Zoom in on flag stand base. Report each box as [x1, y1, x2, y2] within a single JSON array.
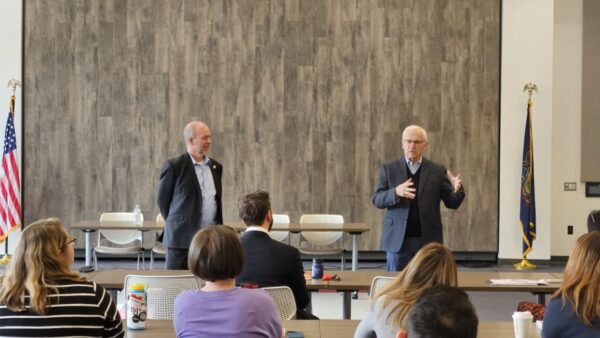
[[0, 254, 10, 266], [514, 258, 536, 270]]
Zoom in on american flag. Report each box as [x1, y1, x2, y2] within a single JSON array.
[[0, 110, 21, 241]]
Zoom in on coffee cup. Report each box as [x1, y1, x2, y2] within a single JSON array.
[[512, 311, 533, 338]]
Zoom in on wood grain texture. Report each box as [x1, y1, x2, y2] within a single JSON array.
[[23, 0, 500, 252]]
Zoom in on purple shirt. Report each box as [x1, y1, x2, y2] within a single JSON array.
[[174, 287, 282, 338]]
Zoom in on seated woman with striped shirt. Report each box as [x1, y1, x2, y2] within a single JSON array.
[[0, 218, 124, 337]]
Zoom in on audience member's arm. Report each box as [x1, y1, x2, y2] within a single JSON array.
[[353, 307, 378, 338], [288, 249, 310, 310], [95, 283, 124, 338]]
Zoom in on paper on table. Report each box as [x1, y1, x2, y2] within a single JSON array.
[[488, 279, 550, 286], [538, 279, 562, 284]]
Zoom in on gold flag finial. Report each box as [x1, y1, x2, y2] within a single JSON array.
[[523, 83, 538, 104], [7, 79, 21, 114]]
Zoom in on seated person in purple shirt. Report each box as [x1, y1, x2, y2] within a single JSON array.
[[174, 225, 283, 338]]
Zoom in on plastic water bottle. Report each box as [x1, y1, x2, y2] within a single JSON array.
[[127, 283, 147, 330], [133, 205, 142, 226], [312, 258, 324, 279]]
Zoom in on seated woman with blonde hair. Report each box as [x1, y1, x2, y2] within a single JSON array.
[[354, 242, 458, 338], [0, 218, 123, 337], [542, 231, 600, 338], [174, 224, 282, 338]]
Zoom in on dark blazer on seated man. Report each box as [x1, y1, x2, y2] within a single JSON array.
[[237, 230, 310, 310], [235, 190, 314, 319]]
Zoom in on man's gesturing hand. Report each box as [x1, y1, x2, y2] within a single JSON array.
[[395, 178, 416, 199]]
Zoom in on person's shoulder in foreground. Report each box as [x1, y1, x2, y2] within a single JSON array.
[[542, 297, 600, 338], [542, 232, 600, 338]]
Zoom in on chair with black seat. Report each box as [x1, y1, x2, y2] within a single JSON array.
[[298, 214, 345, 270], [150, 213, 166, 269], [93, 212, 144, 269], [268, 214, 290, 243]]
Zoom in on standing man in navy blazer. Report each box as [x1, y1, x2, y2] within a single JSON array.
[[373, 125, 465, 271], [157, 121, 223, 269]]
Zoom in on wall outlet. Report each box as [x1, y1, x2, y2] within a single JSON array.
[[567, 225, 574, 235], [563, 182, 577, 191]]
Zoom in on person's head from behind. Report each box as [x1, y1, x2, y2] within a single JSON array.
[[558, 231, 600, 326], [0, 218, 78, 314], [397, 286, 478, 338], [377, 242, 458, 329], [188, 225, 245, 282], [400, 242, 458, 290], [587, 210, 600, 233], [238, 190, 273, 230]]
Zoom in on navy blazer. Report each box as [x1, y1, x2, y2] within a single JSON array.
[[236, 230, 310, 310], [373, 157, 464, 252], [157, 153, 223, 249]]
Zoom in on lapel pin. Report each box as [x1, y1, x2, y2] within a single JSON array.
[[212, 165, 216, 169]]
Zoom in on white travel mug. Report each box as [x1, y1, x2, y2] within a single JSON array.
[[512, 311, 533, 338]]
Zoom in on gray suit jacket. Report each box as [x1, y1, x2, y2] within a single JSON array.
[[157, 153, 223, 249], [372, 157, 464, 252]]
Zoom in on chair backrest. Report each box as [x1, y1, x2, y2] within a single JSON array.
[[269, 214, 290, 242], [99, 212, 143, 245], [155, 213, 165, 227], [124, 274, 203, 320], [262, 286, 297, 320], [370, 276, 394, 301], [153, 213, 165, 244], [299, 214, 344, 246]]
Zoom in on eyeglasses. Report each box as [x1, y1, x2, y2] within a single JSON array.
[[403, 139, 426, 145], [63, 236, 77, 248]]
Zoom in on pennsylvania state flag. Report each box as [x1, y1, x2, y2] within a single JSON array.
[[519, 100, 536, 257]]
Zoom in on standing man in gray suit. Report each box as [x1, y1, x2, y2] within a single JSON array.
[[157, 121, 223, 269], [373, 125, 464, 271]]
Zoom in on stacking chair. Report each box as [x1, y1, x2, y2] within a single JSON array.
[[262, 286, 297, 320], [124, 274, 203, 320], [93, 212, 144, 269], [150, 213, 166, 269], [298, 214, 345, 270], [369, 276, 394, 301], [268, 214, 290, 243]]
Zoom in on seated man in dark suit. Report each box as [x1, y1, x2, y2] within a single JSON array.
[[236, 190, 316, 319]]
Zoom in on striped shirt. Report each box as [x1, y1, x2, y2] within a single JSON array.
[[0, 279, 124, 337]]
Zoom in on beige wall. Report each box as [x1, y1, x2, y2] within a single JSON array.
[[551, 0, 598, 257], [0, 0, 22, 254]]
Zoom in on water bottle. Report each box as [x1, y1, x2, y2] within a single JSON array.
[[133, 205, 142, 226], [312, 258, 324, 279], [127, 283, 147, 330]]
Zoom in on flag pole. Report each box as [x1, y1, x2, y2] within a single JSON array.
[[515, 83, 537, 271], [0, 79, 21, 266]]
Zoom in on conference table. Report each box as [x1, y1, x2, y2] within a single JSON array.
[[225, 221, 371, 271], [123, 320, 536, 337], [89, 269, 560, 320], [71, 220, 370, 271]]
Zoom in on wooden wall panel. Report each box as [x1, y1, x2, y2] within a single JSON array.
[[24, 0, 500, 252]]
